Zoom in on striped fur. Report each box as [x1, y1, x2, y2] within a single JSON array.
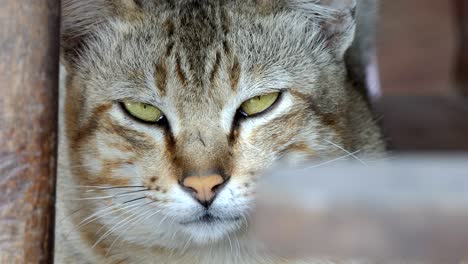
[[56, 1, 384, 263]]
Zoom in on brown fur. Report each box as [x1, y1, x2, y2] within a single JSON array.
[[56, 1, 384, 263]]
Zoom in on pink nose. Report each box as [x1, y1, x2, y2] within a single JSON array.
[[182, 174, 225, 207]]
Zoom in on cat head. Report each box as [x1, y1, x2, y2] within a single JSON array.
[[61, 0, 383, 254]]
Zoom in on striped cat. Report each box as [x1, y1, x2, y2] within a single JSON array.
[[55, 0, 384, 263]]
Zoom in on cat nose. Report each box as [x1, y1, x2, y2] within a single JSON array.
[[181, 174, 226, 208]]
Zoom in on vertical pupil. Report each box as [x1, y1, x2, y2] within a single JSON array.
[[143, 104, 147, 109]]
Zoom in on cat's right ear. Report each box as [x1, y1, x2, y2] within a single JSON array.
[[61, 0, 147, 68], [61, 0, 113, 67]]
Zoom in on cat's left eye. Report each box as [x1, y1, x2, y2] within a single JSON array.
[[240, 92, 280, 117], [122, 101, 164, 123]]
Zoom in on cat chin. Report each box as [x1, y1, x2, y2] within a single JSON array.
[[178, 220, 242, 245]]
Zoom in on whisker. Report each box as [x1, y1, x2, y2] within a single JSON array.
[[65, 160, 132, 169], [180, 233, 193, 255], [62, 184, 145, 190], [93, 203, 150, 236], [240, 214, 248, 226], [92, 201, 155, 248], [83, 186, 147, 193], [78, 200, 147, 229], [156, 212, 170, 228], [122, 196, 147, 204], [234, 235, 241, 259], [226, 232, 234, 255], [105, 210, 151, 256], [323, 139, 367, 166], [141, 207, 165, 222], [64, 202, 142, 239], [137, 208, 170, 245], [58, 207, 84, 225], [111, 189, 150, 197], [306, 150, 361, 169], [69, 189, 149, 201], [106, 207, 164, 256]]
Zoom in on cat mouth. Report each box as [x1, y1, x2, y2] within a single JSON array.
[[180, 213, 241, 225]]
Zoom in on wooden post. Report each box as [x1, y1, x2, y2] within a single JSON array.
[[0, 0, 60, 263], [456, 0, 468, 97]]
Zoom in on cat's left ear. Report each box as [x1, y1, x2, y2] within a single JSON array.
[[318, 0, 357, 58], [292, 0, 357, 59]]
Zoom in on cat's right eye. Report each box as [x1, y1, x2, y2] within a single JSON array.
[[121, 101, 164, 123]]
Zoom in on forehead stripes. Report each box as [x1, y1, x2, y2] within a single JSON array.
[[152, 5, 241, 94], [209, 51, 222, 85], [229, 57, 241, 91], [154, 60, 168, 96], [153, 19, 174, 95], [177, 2, 222, 86]]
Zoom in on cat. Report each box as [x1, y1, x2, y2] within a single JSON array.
[[55, 0, 384, 263]]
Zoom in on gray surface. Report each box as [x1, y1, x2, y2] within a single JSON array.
[[253, 156, 468, 262]]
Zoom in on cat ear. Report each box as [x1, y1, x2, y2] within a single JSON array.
[[61, 0, 110, 63], [291, 0, 357, 59], [61, 0, 142, 65]]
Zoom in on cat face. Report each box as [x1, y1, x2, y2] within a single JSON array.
[[61, 0, 383, 253]]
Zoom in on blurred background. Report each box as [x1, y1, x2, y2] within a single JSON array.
[[256, 3, 468, 258], [1, 1, 467, 262], [376, 0, 468, 151]]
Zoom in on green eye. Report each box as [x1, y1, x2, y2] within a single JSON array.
[[122, 101, 163, 123], [240, 92, 280, 116]]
